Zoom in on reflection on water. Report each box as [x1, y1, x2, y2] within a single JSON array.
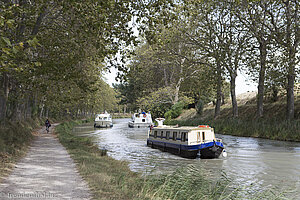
[[73, 118, 300, 197]]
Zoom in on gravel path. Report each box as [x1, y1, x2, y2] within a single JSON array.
[[0, 124, 91, 200]]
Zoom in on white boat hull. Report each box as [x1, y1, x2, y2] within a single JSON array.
[[128, 121, 152, 128], [94, 120, 113, 128]]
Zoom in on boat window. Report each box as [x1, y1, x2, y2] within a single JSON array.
[[197, 132, 201, 142], [181, 132, 187, 142], [160, 131, 164, 138], [173, 132, 177, 141], [202, 132, 205, 141], [166, 131, 170, 140], [154, 131, 157, 138], [142, 119, 145, 122]]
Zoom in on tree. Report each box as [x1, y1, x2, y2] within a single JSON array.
[[234, 0, 274, 118], [263, 0, 299, 120], [0, 0, 149, 121], [182, 0, 227, 118]]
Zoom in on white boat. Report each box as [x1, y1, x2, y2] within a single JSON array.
[[128, 112, 153, 128], [94, 111, 113, 128], [147, 118, 226, 159]]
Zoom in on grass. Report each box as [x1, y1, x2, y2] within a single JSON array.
[[56, 120, 140, 200], [167, 97, 300, 142], [168, 118, 300, 141], [55, 120, 288, 200], [112, 113, 132, 119], [0, 118, 42, 182]]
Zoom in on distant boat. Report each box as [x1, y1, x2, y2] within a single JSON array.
[[147, 118, 226, 159], [128, 112, 153, 128], [94, 111, 113, 128]]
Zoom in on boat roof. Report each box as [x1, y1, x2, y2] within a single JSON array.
[[133, 112, 151, 115], [153, 125, 213, 131], [96, 113, 111, 117]]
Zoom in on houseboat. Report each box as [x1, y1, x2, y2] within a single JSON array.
[[147, 118, 225, 159], [128, 112, 153, 128], [94, 111, 113, 128]]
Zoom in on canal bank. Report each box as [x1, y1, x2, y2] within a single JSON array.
[[0, 119, 40, 183], [166, 97, 300, 142], [57, 119, 290, 199]]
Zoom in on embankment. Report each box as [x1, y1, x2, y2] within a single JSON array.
[[0, 119, 42, 182], [167, 97, 300, 141]]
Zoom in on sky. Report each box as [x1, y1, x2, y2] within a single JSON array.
[[104, 68, 257, 95]]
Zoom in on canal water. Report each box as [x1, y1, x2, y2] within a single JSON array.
[[73, 118, 300, 198]]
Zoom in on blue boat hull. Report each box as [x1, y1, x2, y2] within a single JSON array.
[[147, 139, 224, 159]]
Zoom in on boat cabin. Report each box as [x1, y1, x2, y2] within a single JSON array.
[[147, 118, 224, 159], [94, 111, 113, 128], [128, 112, 153, 128], [149, 125, 219, 146]]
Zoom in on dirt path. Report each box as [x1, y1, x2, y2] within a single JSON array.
[[0, 124, 91, 200]]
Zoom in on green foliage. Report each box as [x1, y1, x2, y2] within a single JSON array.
[[0, 118, 41, 180], [137, 87, 174, 118], [196, 99, 204, 115], [1, 0, 141, 120], [164, 100, 189, 120], [0, 121, 34, 154]]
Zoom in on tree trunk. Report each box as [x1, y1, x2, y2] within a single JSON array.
[[40, 103, 44, 119], [174, 85, 180, 104], [285, 0, 296, 120], [286, 72, 295, 120], [286, 49, 295, 120], [221, 92, 225, 105], [123, 105, 127, 114], [230, 74, 238, 118], [257, 42, 267, 118], [214, 64, 222, 118], [0, 72, 9, 121], [174, 77, 183, 104]]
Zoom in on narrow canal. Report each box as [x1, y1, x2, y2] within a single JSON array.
[[73, 118, 300, 197]]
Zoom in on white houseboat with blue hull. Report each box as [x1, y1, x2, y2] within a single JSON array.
[[147, 119, 225, 159], [128, 112, 153, 128], [94, 112, 113, 128]]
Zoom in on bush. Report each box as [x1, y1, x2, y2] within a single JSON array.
[[196, 100, 204, 115], [164, 101, 186, 120]]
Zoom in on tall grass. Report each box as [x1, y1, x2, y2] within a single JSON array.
[[56, 120, 288, 200], [167, 118, 300, 142], [0, 118, 42, 182], [136, 166, 233, 200], [137, 166, 287, 200]]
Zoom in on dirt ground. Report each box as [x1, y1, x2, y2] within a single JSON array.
[[0, 124, 91, 200]]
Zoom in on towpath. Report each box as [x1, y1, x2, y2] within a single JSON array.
[[0, 124, 91, 200]]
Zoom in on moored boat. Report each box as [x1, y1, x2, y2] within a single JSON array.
[[128, 112, 153, 128], [147, 118, 226, 159], [94, 111, 113, 128]]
